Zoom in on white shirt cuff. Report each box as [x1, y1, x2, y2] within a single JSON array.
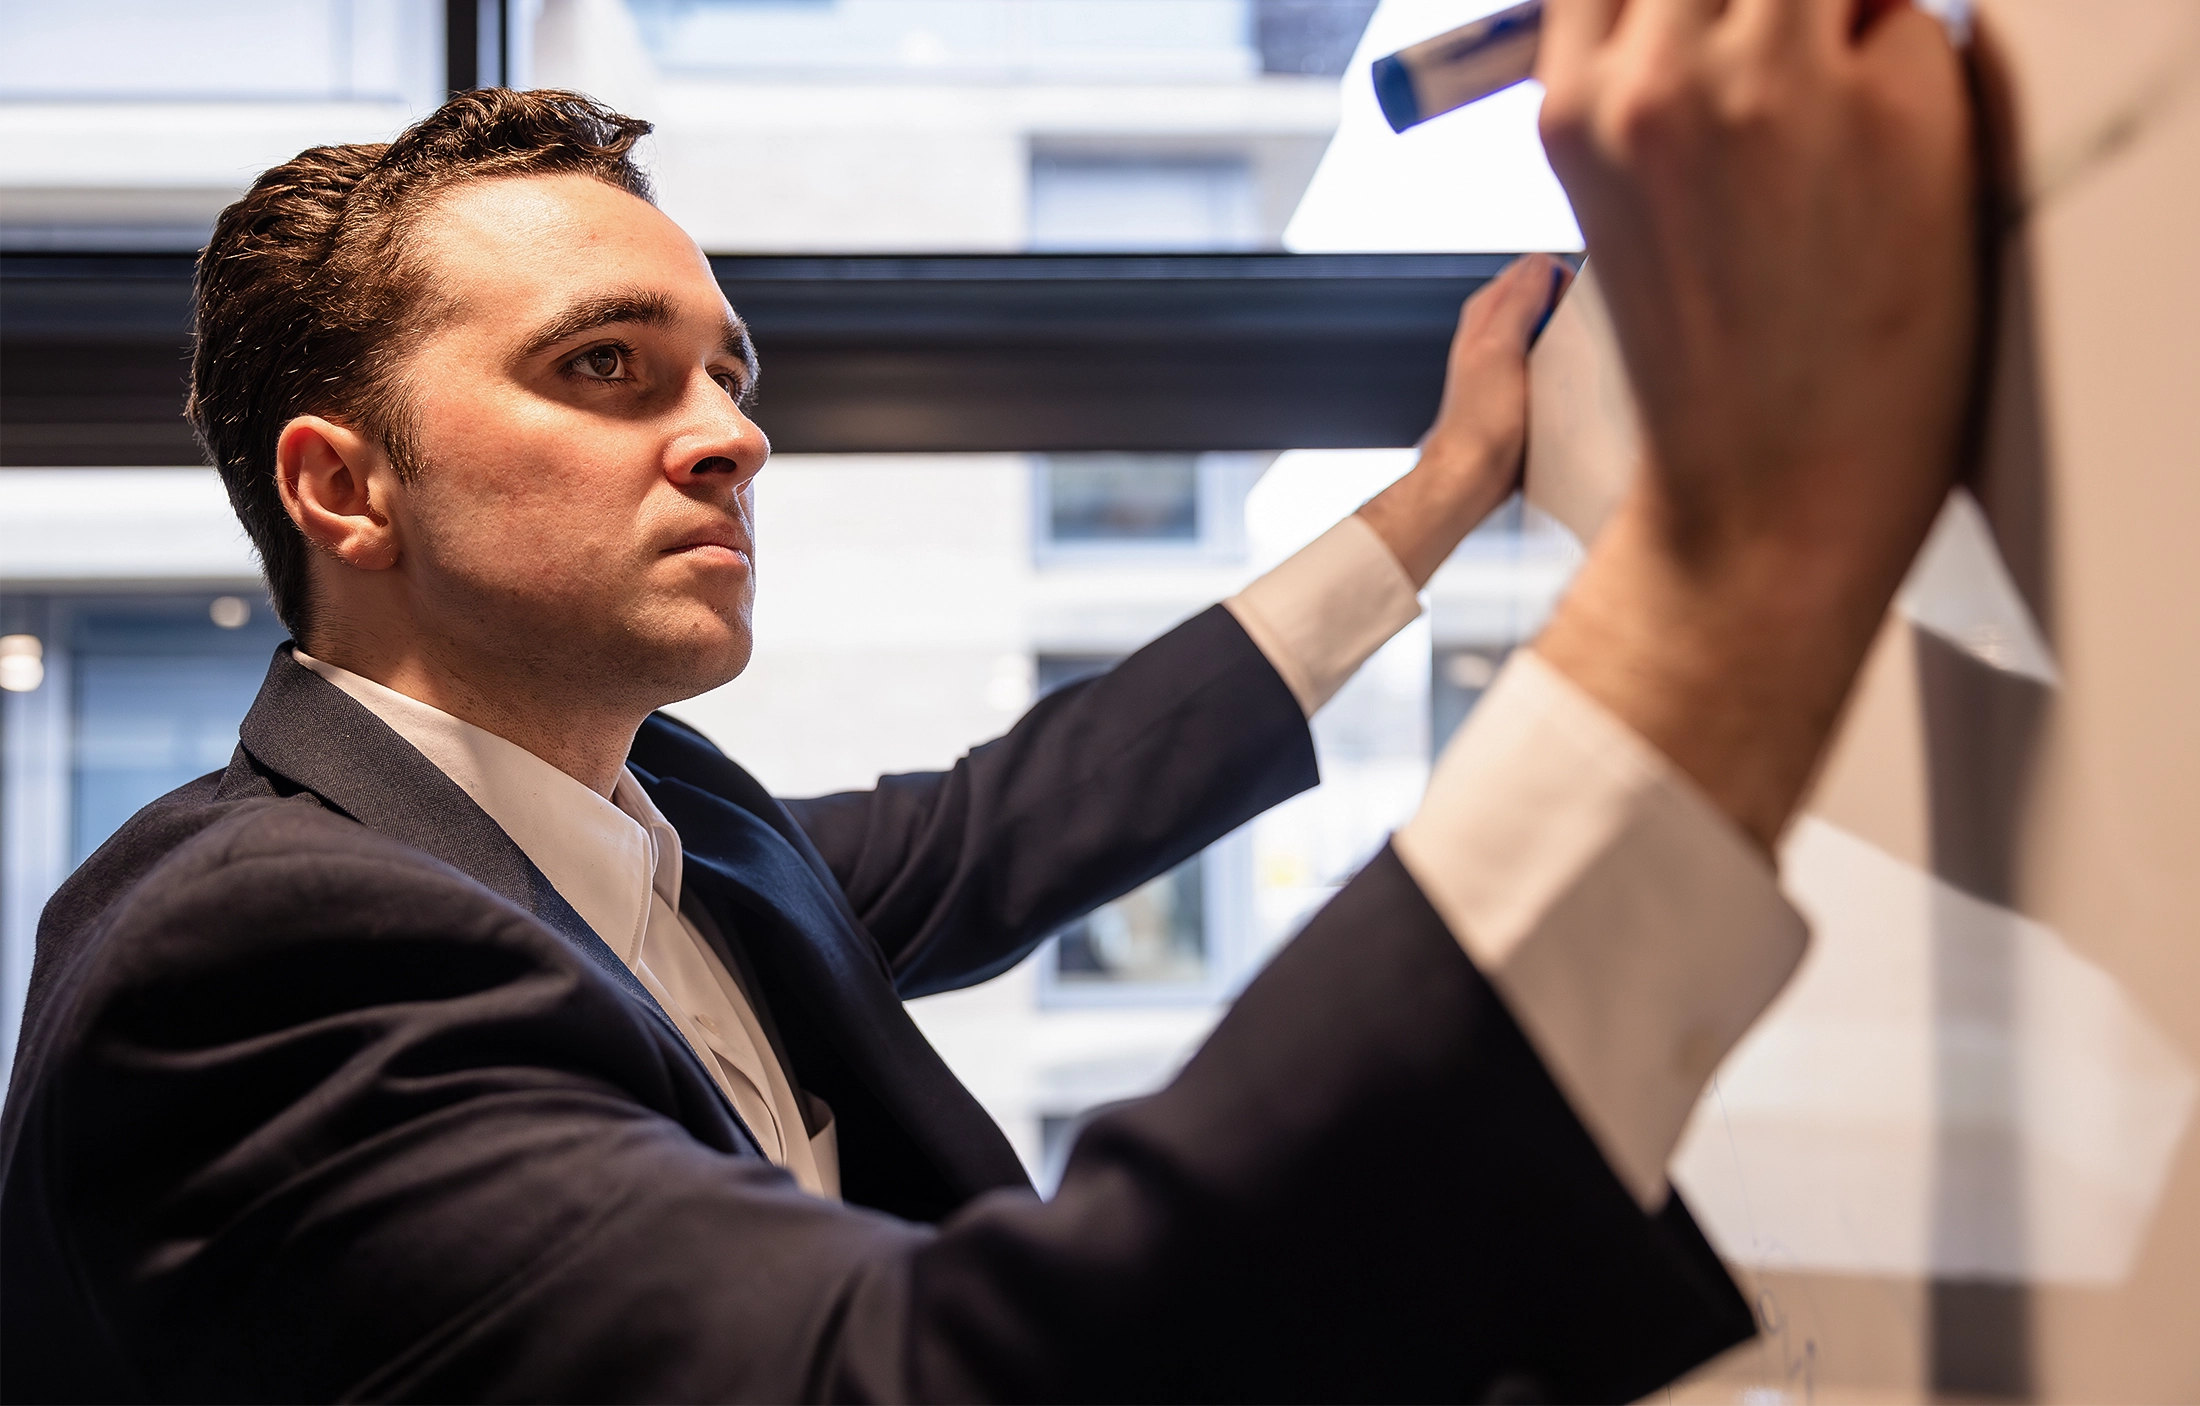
[[1391, 650, 1809, 1210], [1224, 514, 1424, 717]]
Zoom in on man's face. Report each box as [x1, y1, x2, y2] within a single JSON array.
[[380, 172, 767, 711]]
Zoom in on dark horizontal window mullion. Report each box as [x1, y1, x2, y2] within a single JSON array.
[[1, 251, 1515, 461]]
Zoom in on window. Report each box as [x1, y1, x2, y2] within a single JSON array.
[[1029, 156, 1261, 252], [1053, 858, 1206, 985], [68, 597, 285, 863], [0, 465, 1573, 1193], [0, 0, 442, 104], [1042, 455, 1199, 543], [1029, 652, 1242, 1004], [1430, 644, 1508, 759], [1033, 452, 1264, 563], [0, 0, 1595, 262], [1, 591, 282, 1072]]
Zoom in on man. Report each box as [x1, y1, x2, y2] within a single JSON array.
[[0, 0, 1975, 1399]]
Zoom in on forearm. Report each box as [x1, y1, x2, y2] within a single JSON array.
[[1529, 0, 1978, 851], [1355, 436, 1516, 589], [1535, 471, 1949, 851]]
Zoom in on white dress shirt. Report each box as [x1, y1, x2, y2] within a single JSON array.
[[294, 651, 840, 1201], [300, 508, 1804, 1215]]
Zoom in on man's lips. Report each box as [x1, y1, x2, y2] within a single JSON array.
[[664, 530, 752, 569]]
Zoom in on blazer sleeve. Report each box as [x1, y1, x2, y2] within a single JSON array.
[[778, 604, 1319, 998], [3, 804, 1751, 1405]]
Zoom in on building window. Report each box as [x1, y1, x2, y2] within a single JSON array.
[[1, 592, 284, 1071], [1032, 452, 1265, 563], [1044, 454, 1200, 543], [69, 599, 282, 863], [1029, 155, 1260, 252], [1252, 0, 1379, 77], [1031, 651, 1250, 1006], [1431, 644, 1511, 759], [0, 0, 443, 105], [1054, 857, 1207, 985]]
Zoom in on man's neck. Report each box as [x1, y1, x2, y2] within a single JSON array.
[[300, 635, 642, 799]]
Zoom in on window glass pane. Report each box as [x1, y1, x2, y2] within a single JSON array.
[[69, 595, 284, 864], [1, 0, 1583, 255], [1430, 643, 1508, 757], [1034, 653, 1213, 992], [12, 1, 1567, 254], [1043, 455, 1200, 543], [1030, 157, 1259, 252], [0, 0, 441, 104], [0, 0, 1590, 256], [0, 456, 1574, 1186], [1054, 857, 1206, 984]]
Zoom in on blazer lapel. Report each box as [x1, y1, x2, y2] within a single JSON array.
[[233, 649, 727, 1101], [638, 771, 1034, 1206]]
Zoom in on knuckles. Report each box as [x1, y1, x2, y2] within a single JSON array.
[[1542, 39, 1858, 179]]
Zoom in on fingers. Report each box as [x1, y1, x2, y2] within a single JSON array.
[[1461, 253, 1572, 354], [1854, 1, 1969, 129], [1856, 0, 1959, 66], [1726, 0, 1906, 58], [1540, 0, 1726, 99], [1538, 0, 1626, 93], [1612, 0, 1727, 50], [1848, 0, 1912, 35], [1540, 0, 1730, 193]]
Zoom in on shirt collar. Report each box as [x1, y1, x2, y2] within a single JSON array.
[[292, 650, 683, 962]]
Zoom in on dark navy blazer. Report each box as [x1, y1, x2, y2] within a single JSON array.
[[0, 606, 1752, 1402]]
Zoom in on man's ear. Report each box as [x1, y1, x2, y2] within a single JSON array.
[[275, 416, 400, 570]]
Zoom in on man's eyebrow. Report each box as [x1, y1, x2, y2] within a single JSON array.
[[515, 289, 680, 360]]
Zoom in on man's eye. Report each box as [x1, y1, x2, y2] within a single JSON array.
[[713, 372, 743, 398], [572, 345, 626, 379]]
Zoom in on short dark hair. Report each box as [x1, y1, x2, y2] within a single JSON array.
[[188, 88, 655, 637]]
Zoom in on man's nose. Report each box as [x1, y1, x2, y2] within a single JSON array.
[[668, 382, 769, 490]]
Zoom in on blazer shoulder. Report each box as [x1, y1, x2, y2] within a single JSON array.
[[29, 784, 310, 1002], [96, 796, 536, 952], [25, 796, 547, 1067]]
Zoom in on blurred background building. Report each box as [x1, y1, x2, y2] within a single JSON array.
[[0, 0, 1582, 1183]]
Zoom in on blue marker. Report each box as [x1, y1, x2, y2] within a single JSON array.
[[1372, 0, 1545, 134]]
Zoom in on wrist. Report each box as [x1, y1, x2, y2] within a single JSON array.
[[1357, 437, 1516, 588], [1536, 484, 1920, 850]]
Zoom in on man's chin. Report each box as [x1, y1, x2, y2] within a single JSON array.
[[630, 622, 753, 707]]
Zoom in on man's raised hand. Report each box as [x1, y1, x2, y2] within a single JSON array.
[[1359, 251, 1573, 588], [1532, 0, 1978, 848]]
